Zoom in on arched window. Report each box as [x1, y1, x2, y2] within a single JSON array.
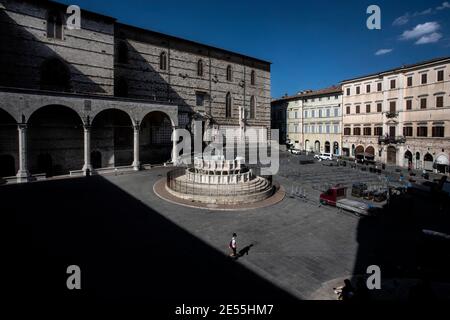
[[47, 11, 63, 39], [225, 92, 232, 118], [40, 58, 70, 91], [250, 70, 255, 85], [249, 96, 256, 119], [424, 153, 433, 162], [160, 52, 167, 70], [226, 65, 232, 82], [197, 59, 203, 77], [115, 78, 128, 97], [118, 41, 128, 64]]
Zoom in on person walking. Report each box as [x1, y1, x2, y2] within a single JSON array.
[[229, 233, 237, 257]]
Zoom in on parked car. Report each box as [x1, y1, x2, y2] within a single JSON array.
[[290, 149, 301, 155], [314, 153, 333, 161]]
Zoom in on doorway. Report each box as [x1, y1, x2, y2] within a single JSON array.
[[387, 146, 397, 165]]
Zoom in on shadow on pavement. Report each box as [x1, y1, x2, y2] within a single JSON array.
[[352, 184, 450, 300], [3, 175, 299, 307]]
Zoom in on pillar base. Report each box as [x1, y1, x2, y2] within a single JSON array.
[[82, 165, 93, 176], [16, 170, 31, 183], [132, 162, 141, 171]]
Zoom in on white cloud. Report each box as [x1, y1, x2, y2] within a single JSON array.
[[393, 10, 431, 26], [400, 22, 440, 40], [393, 3, 450, 26], [415, 32, 443, 44], [420, 8, 433, 15], [437, 1, 450, 10], [375, 49, 393, 56], [393, 14, 409, 26]]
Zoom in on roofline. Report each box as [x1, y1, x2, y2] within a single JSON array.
[[341, 56, 450, 84], [45, 0, 117, 21], [46, 1, 271, 65], [42, 0, 272, 66], [271, 86, 342, 104], [116, 23, 271, 65], [271, 96, 302, 104]]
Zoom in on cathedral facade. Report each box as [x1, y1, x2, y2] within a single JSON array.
[[0, 0, 271, 182]]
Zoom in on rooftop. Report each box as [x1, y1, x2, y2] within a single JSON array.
[[116, 23, 271, 66], [42, 0, 271, 65], [341, 56, 450, 83], [272, 85, 342, 103]]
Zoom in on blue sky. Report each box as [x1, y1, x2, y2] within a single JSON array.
[[58, 0, 450, 98]]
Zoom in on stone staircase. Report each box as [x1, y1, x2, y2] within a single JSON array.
[[171, 175, 272, 196]]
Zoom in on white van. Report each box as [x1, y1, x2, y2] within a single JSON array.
[[314, 153, 333, 161]]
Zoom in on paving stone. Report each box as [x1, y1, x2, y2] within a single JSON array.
[[94, 154, 374, 299]]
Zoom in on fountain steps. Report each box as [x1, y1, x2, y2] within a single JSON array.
[[172, 176, 271, 194]]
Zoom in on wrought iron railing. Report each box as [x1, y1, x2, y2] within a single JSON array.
[[385, 111, 399, 118], [378, 135, 406, 145]]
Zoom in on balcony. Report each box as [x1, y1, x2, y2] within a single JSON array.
[[385, 111, 399, 118], [378, 135, 406, 145]]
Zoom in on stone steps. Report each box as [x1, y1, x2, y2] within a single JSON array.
[[171, 175, 272, 196]]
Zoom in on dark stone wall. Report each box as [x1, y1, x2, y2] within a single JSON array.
[[0, 0, 115, 95]]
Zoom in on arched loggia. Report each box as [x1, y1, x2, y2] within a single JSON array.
[[355, 145, 364, 161], [28, 105, 84, 176], [140, 111, 173, 164], [91, 150, 102, 169], [0, 108, 18, 177], [91, 109, 133, 168], [365, 146, 375, 161]]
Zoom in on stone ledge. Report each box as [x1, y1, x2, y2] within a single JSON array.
[[153, 178, 285, 211]]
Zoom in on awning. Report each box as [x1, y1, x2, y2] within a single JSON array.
[[435, 155, 449, 166]]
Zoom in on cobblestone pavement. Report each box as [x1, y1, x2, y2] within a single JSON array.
[[7, 151, 448, 302], [102, 152, 390, 299], [277, 153, 388, 206]]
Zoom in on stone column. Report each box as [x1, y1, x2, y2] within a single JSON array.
[[171, 125, 179, 165], [16, 123, 30, 183], [82, 124, 93, 175], [132, 123, 140, 171]]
